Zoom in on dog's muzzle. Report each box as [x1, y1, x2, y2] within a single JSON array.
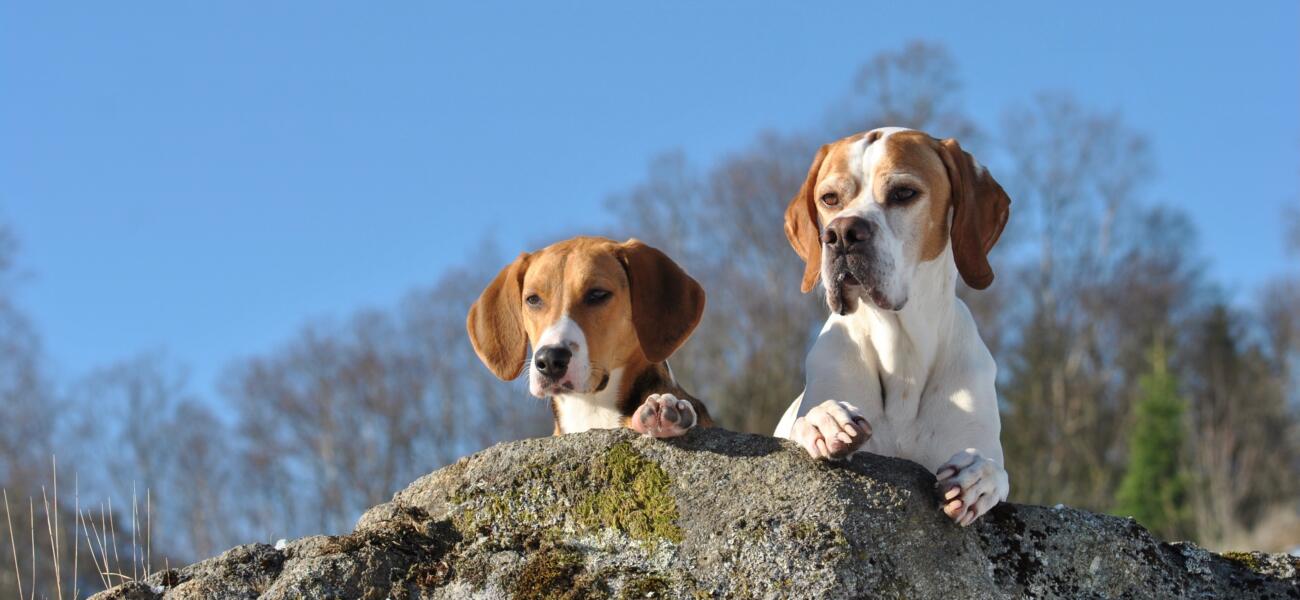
[[823, 216, 897, 314]]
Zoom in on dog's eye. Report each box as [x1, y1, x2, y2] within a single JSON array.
[[887, 187, 918, 205], [584, 289, 612, 305], [525, 294, 543, 308], [820, 192, 841, 207]]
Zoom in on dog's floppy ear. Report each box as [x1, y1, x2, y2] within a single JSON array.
[[466, 252, 532, 380], [785, 144, 830, 293], [618, 239, 705, 363], [937, 138, 1010, 290]]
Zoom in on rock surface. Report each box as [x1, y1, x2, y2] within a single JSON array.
[[92, 428, 1298, 599]]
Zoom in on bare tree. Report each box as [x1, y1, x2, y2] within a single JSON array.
[[74, 355, 192, 498], [224, 264, 549, 541], [1259, 275, 1299, 404], [0, 302, 55, 488], [0, 223, 120, 597], [840, 40, 979, 141], [1179, 304, 1296, 548], [0, 226, 57, 488], [62, 353, 228, 571], [994, 95, 1211, 511], [992, 97, 1300, 547], [166, 400, 237, 559]]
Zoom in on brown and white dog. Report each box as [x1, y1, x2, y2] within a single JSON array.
[[467, 236, 713, 437], [774, 127, 1012, 526]]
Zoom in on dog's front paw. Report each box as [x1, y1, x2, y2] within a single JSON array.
[[936, 449, 1009, 527], [630, 393, 696, 438], [792, 400, 871, 460]]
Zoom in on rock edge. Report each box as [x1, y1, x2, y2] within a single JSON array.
[[92, 428, 1299, 599]]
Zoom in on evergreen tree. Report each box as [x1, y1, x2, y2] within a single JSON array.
[[1115, 341, 1194, 540]]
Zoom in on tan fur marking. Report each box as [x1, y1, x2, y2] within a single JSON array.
[[873, 131, 954, 262], [785, 133, 866, 293], [815, 141, 861, 206]]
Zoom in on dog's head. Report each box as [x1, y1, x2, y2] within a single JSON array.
[[467, 236, 704, 397], [784, 127, 1010, 314]]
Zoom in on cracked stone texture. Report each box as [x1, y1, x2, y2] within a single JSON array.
[[90, 428, 1299, 599]]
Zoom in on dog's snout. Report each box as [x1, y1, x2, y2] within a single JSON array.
[[534, 346, 572, 379], [823, 217, 874, 253]]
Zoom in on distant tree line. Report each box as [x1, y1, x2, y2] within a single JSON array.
[[1, 41, 1296, 598]]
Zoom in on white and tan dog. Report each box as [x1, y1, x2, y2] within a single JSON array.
[[468, 236, 713, 437], [774, 127, 1011, 526]]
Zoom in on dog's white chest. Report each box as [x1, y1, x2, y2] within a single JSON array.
[[553, 393, 624, 434]]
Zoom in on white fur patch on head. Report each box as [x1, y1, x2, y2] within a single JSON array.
[[825, 127, 916, 311], [534, 314, 584, 351], [866, 126, 914, 143], [528, 315, 590, 397]]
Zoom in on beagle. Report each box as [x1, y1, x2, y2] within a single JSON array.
[[467, 236, 713, 438], [775, 127, 1012, 527]]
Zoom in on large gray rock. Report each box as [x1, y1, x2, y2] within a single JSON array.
[[92, 428, 1298, 599]]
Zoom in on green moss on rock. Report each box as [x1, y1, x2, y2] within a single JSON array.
[[448, 440, 682, 568], [511, 547, 594, 600], [1221, 551, 1262, 572], [575, 442, 683, 544]]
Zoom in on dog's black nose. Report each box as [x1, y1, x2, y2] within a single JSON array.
[[823, 216, 874, 253], [534, 346, 572, 379]]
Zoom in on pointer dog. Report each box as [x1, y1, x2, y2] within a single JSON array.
[[468, 236, 712, 437], [774, 127, 1012, 526]]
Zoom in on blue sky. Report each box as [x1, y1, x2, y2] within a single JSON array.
[[2, 2, 1297, 395]]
